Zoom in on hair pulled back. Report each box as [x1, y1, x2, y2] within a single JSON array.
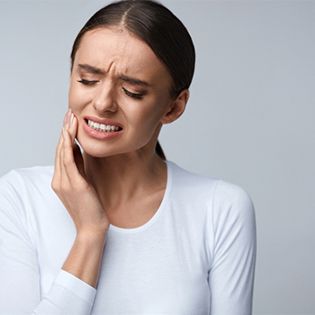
[[70, 0, 196, 160]]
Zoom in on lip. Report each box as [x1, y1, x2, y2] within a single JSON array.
[[82, 118, 124, 140], [83, 115, 124, 129]]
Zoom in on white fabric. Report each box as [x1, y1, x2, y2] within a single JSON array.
[[0, 160, 256, 315]]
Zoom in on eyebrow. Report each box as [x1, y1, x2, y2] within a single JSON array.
[[77, 64, 151, 88]]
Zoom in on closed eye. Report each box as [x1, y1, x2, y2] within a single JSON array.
[[77, 79, 99, 86], [122, 87, 145, 100], [77, 79, 145, 100]]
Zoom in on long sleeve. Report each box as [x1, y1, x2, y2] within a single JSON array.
[[0, 170, 97, 315], [208, 180, 257, 315]]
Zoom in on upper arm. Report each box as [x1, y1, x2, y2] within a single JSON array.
[[208, 180, 257, 315], [0, 171, 41, 313], [0, 170, 97, 315]]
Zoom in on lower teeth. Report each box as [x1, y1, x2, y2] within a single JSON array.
[[93, 128, 116, 132]]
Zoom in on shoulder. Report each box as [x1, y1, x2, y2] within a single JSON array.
[[214, 178, 255, 213], [0, 165, 54, 182], [0, 165, 54, 200], [0, 166, 54, 243], [167, 160, 218, 199], [167, 160, 256, 260], [167, 160, 255, 217], [210, 179, 256, 244]]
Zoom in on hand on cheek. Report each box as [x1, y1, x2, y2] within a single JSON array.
[[63, 108, 78, 142], [51, 109, 110, 235]]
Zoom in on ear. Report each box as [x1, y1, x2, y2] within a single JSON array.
[[160, 89, 190, 125]]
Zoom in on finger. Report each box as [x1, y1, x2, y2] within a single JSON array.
[[64, 108, 71, 127], [62, 127, 83, 184], [55, 131, 63, 166], [66, 113, 86, 179], [67, 112, 77, 143], [52, 110, 72, 205], [58, 109, 72, 167], [63, 112, 80, 179], [52, 127, 64, 187], [57, 109, 71, 181], [55, 108, 71, 187]]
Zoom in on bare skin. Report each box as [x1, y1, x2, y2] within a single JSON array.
[[51, 27, 189, 288], [52, 111, 109, 288]]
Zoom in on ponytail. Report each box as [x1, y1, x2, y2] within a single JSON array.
[[155, 140, 166, 160]]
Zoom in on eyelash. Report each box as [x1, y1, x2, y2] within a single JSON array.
[[121, 87, 144, 100], [77, 79, 145, 100], [77, 79, 98, 86]]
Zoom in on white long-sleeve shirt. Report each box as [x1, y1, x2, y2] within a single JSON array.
[[0, 160, 256, 315]]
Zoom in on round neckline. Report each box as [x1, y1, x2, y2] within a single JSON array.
[[108, 159, 173, 234]]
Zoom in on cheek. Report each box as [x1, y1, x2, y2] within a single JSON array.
[[68, 81, 88, 109], [133, 105, 166, 137], [129, 100, 163, 125]]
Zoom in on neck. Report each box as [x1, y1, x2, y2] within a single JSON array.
[[82, 149, 167, 213]]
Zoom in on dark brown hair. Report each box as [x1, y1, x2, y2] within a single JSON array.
[[70, 0, 195, 160]]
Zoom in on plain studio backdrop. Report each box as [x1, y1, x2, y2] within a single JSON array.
[[0, 1, 314, 314]]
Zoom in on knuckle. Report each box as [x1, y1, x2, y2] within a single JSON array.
[[79, 178, 90, 189], [63, 155, 73, 166], [81, 184, 90, 194], [76, 180, 90, 193]]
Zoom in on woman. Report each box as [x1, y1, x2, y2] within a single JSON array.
[[0, 1, 256, 314]]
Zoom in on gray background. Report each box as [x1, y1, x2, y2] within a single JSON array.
[[0, 0, 314, 314]]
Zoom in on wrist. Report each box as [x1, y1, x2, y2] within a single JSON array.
[[76, 228, 108, 245]]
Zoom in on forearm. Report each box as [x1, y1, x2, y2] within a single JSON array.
[[62, 231, 107, 288]]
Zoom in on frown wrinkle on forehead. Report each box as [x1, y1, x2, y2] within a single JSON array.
[[77, 28, 145, 74], [77, 63, 152, 88], [74, 27, 173, 91]]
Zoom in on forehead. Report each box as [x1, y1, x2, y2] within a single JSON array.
[[74, 27, 171, 86]]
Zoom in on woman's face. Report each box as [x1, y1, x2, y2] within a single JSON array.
[[68, 27, 184, 158]]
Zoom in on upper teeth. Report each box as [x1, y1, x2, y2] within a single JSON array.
[[88, 119, 120, 132]]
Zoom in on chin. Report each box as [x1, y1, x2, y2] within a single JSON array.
[[78, 140, 119, 158], [75, 129, 118, 158]]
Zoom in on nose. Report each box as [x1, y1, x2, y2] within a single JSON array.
[[93, 80, 118, 114]]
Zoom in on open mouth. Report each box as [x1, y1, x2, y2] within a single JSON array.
[[84, 119, 123, 133]]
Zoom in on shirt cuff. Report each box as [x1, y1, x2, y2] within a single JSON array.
[[55, 269, 97, 304], [40, 269, 97, 314]]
